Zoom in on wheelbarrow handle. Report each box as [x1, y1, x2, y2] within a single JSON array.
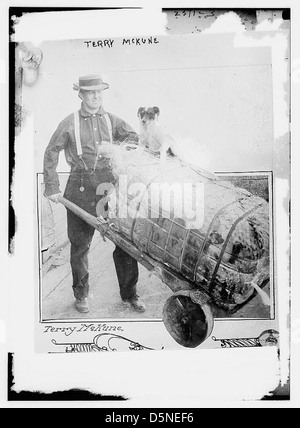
[[57, 195, 102, 231]]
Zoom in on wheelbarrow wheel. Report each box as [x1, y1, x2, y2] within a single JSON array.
[[162, 290, 214, 348]]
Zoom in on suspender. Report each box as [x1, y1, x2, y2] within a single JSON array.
[[73, 110, 113, 158], [74, 110, 82, 156], [103, 113, 113, 144]]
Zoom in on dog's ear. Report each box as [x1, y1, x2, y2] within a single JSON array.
[[137, 107, 146, 117], [153, 106, 160, 116]]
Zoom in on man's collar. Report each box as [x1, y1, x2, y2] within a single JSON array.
[[80, 102, 106, 117]]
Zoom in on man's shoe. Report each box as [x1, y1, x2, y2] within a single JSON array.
[[123, 296, 146, 313], [74, 298, 90, 313]]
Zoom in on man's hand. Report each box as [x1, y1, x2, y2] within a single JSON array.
[[47, 193, 61, 204]]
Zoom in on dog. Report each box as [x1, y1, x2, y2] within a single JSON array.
[[137, 106, 183, 165]]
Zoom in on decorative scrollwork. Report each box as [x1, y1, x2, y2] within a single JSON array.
[[51, 333, 162, 353], [212, 329, 279, 348]]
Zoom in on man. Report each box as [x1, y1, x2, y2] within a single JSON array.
[[43, 74, 146, 314]]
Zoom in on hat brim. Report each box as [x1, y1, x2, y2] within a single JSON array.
[[73, 83, 109, 91]]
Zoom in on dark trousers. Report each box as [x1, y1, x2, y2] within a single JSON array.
[[64, 173, 139, 301]]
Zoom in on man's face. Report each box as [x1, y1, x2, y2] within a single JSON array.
[[80, 89, 103, 110]]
